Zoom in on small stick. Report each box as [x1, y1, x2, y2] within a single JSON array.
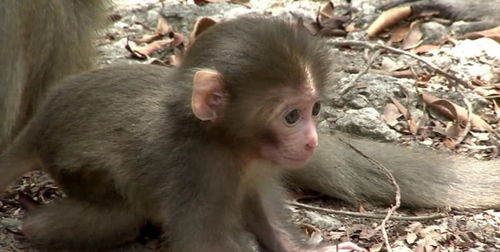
[[329, 40, 473, 89], [287, 201, 447, 221]]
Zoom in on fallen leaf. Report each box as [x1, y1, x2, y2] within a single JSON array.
[[402, 20, 423, 50], [345, 23, 359, 32], [380, 57, 404, 72], [494, 99, 500, 119], [318, 1, 334, 23], [297, 17, 321, 35], [473, 86, 500, 99], [421, 93, 492, 132], [412, 44, 440, 54], [156, 16, 173, 36], [367, 6, 412, 36], [442, 138, 457, 149], [317, 16, 349, 37], [383, 103, 402, 126], [127, 38, 175, 59], [462, 25, 500, 42], [389, 96, 417, 134], [132, 16, 173, 44], [389, 24, 410, 42], [369, 242, 383, 252]]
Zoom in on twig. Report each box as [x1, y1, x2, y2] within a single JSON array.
[[287, 201, 447, 221], [336, 137, 401, 252], [329, 40, 473, 89], [341, 48, 382, 95]]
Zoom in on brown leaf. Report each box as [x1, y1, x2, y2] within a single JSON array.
[[367, 6, 412, 36], [471, 78, 490, 87], [132, 16, 173, 44], [474, 86, 500, 99], [344, 23, 359, 32], [127, 39, 174, 59], [389, 96, 418, 134], [411, 44, 441, 54], [317, 16, 349, 37], [170, 32, 184, 49], [369, 242, 383, 252], [402, 20, 423, 50], [462, 25, 500, 42], [380, 57, 403, 72], [296, 17, 320, 35], [318, 1, 334, 23], [494, 99, 500, 118], [442, 138, 457, 149], [421, 93, 493, 132], [156, 16, 173, 36], [132, 33, 163, 44], [383, 103, 402, 126], [389, 24, 410, 42]]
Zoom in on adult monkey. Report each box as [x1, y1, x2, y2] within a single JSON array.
[[0, 0, 109, 152], [0, 17, 365, 252]]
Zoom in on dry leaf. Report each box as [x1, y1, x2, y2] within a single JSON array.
[[442, 138, 456, 149], [127, 32, 183, 60], [369, 242, 383, 252], [297, 17, 320, 35], [131, 39, 174, 58], [389, 24, 410, 42], [380, 57, 403, 72], [156, 16, 173, 36], [471, 78, 490, 87], [412, 44, 440, 54], [402, 20, 423, 50], [319, 1, 334, 23], [317, 16, 349, 37], [462, 25, 500, 42], [345, 23, 359, 32], [389, 96, 417, 134], [383, 103, 402, 126], [367, 6, 412, 36], [421, 93, 492, 132], [132, 16, 173, 44], [474, 86, 500, 98], [494, 99, 500, 118]]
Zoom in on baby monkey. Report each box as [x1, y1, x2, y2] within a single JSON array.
[[0, 17, 365, 252]]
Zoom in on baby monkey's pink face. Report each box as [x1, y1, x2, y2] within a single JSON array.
[[259, 84, 321, 168], [190, 69, 322, 168]]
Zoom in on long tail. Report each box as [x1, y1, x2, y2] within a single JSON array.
[[0, 127, 40, 194], [288, 131, 500, 209]]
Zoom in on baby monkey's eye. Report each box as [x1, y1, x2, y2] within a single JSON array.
[[312, 102, 321, 116], [284, 109, 300, 125]]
